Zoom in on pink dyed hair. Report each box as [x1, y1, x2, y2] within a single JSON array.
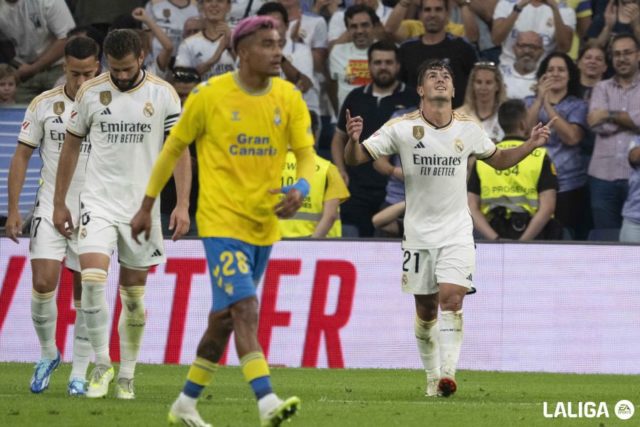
[[231, 16, 277, 52]]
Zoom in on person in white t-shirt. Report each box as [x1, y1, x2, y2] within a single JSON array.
[[492, 0, 576, 67], [52, 29, 192, 400], [5, 36, 100, 397], [175, 0, 236, 80], [329, 4, 376, 112], [144, 0, 200, 59], [328, 0, 391, 46], [499, 31, 545, 100], [344, 58, 553, 398]]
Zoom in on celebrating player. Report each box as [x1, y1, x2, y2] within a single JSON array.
[[52, 29, 191, 399], [6, 36, 100, 396], [130, 16, 314, 427], [344, 59, 553, 397]]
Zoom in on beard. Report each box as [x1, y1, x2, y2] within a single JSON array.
[[112, 69, 141, 91], [372, 72, 396, 89]]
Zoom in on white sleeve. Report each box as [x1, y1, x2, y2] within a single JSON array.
[[493, 0, 512, 20], [362, 124, 398, 160], [44, 0, 76, 38], [310, 18, 328, 49], [473, 125, 498, 159], [329, 47, 341, 80], [328, 11, 345, 42], [174, 40, 193, 68], [66, 93, 91, 137], [559, 7, 577, 30], [18, 101, 43, 148], [164, 86, 182, 132]]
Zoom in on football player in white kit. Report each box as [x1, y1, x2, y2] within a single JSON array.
[[344, 59, 554, 397], [52, 29, 192, 399], [6, 36, 100, 396]]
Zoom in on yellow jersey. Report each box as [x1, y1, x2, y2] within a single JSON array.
[[169, 72, 314, 245]]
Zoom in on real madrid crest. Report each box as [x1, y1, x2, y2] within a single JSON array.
[[162, 8, 171, 20], [53, 101, 65, 115], [412, 125, 424, 140], [100, 91, 112, 106], [80, 227, 87, 239], [144, 102, 155, 117], [454, 139, 464, 153]]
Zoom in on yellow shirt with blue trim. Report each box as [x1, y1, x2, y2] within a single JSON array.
[[169, 72, 314, 245]]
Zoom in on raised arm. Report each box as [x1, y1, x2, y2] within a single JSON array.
[[482, 120, 554, 170], [344, 109, 373, 166]]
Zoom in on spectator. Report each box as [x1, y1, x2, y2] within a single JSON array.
[[226, 0, 265, 28], [456, 61, 506, 143], [328, 0, 392, 46], [577, 44, 608, 100], [588, 0, 640, 49], [384, 0, 480, 43], [144, 0, 200, 62], [329, 5, 377, 111], [620, 136, 640, 242], [279, 0, 328, 76], [0, 0, 76, 104], [397, 0, 477, 108], [312, 0, 341, 23], [0, 64, 18, 105], [279, 150, 350, 238], [160, 67, 202, 237], [525, 52, 589, 238], [331, 40, 419, 237], [372, 200, 405, 236], [174, 0, 235, 81], [468, 99, 562, 240], [499, 31, 544, 100], [568, 0, 593, 59], [492, 0, 575, 67], [587, 34, 640, 229]]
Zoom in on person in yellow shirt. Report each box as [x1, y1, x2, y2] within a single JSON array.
[[130, 16, 315, 427], [279, 151, 350, 238]]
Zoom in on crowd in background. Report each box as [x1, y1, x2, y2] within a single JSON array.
[[1, 0, 640, 242]]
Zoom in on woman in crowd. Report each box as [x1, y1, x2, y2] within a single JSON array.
[[525, 52, 590, 238], [457, 61, 506, 143]]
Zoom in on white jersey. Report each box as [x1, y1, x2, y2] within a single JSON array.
[[0, 0, 75, 65], [329, 42, 370, 109], [18, 85, 90, 222], [282, 39, 320, 115], [228, 0, 270, 28], [363, 110, 496, 249], [494, 0, 576, 67], [288, 12, 328, 50], [145, 0, 200, 58], [66, 71, 181, 223], [175, 31, 236, 80], [500, 63, 537, 100]]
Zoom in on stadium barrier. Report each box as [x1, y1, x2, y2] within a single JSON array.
[[1, 239, 639, 374]]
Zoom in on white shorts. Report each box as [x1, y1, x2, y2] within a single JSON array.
[[400, 243, 475, 295], [78, 214, 165, 268], [29, 214, 80, 271]]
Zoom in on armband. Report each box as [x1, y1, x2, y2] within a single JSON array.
[[281, 178, 310, 198]]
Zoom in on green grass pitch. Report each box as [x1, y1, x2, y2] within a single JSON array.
[[0, 363, 637, 427]]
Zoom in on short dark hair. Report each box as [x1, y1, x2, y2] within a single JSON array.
[[577, 43, 605, 62], [498, 99, 526, 134], [256, 2, 289, 25], [172, 66, 201, 83], [103, 29, 142, 59], [64, 35, 100, 60], [536, 52, 581, 98], [344, 4, 379, 27], [367, 40, 398, 62], [609, 33, 640, 52], [416, 58, 454, 85]]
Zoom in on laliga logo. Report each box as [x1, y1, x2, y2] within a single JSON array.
[[543, 400, 634, 420]]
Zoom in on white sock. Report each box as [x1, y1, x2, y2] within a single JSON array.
[[81, 268, 111, 366], [176, 391, 198, 409], [118, 285, 145, 379], [31, 289, 58, 360], [439, 310, 463, 378], [414, 316, 440, 380], [70, 299, 92, 380], [258, 393, 281, 417]]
